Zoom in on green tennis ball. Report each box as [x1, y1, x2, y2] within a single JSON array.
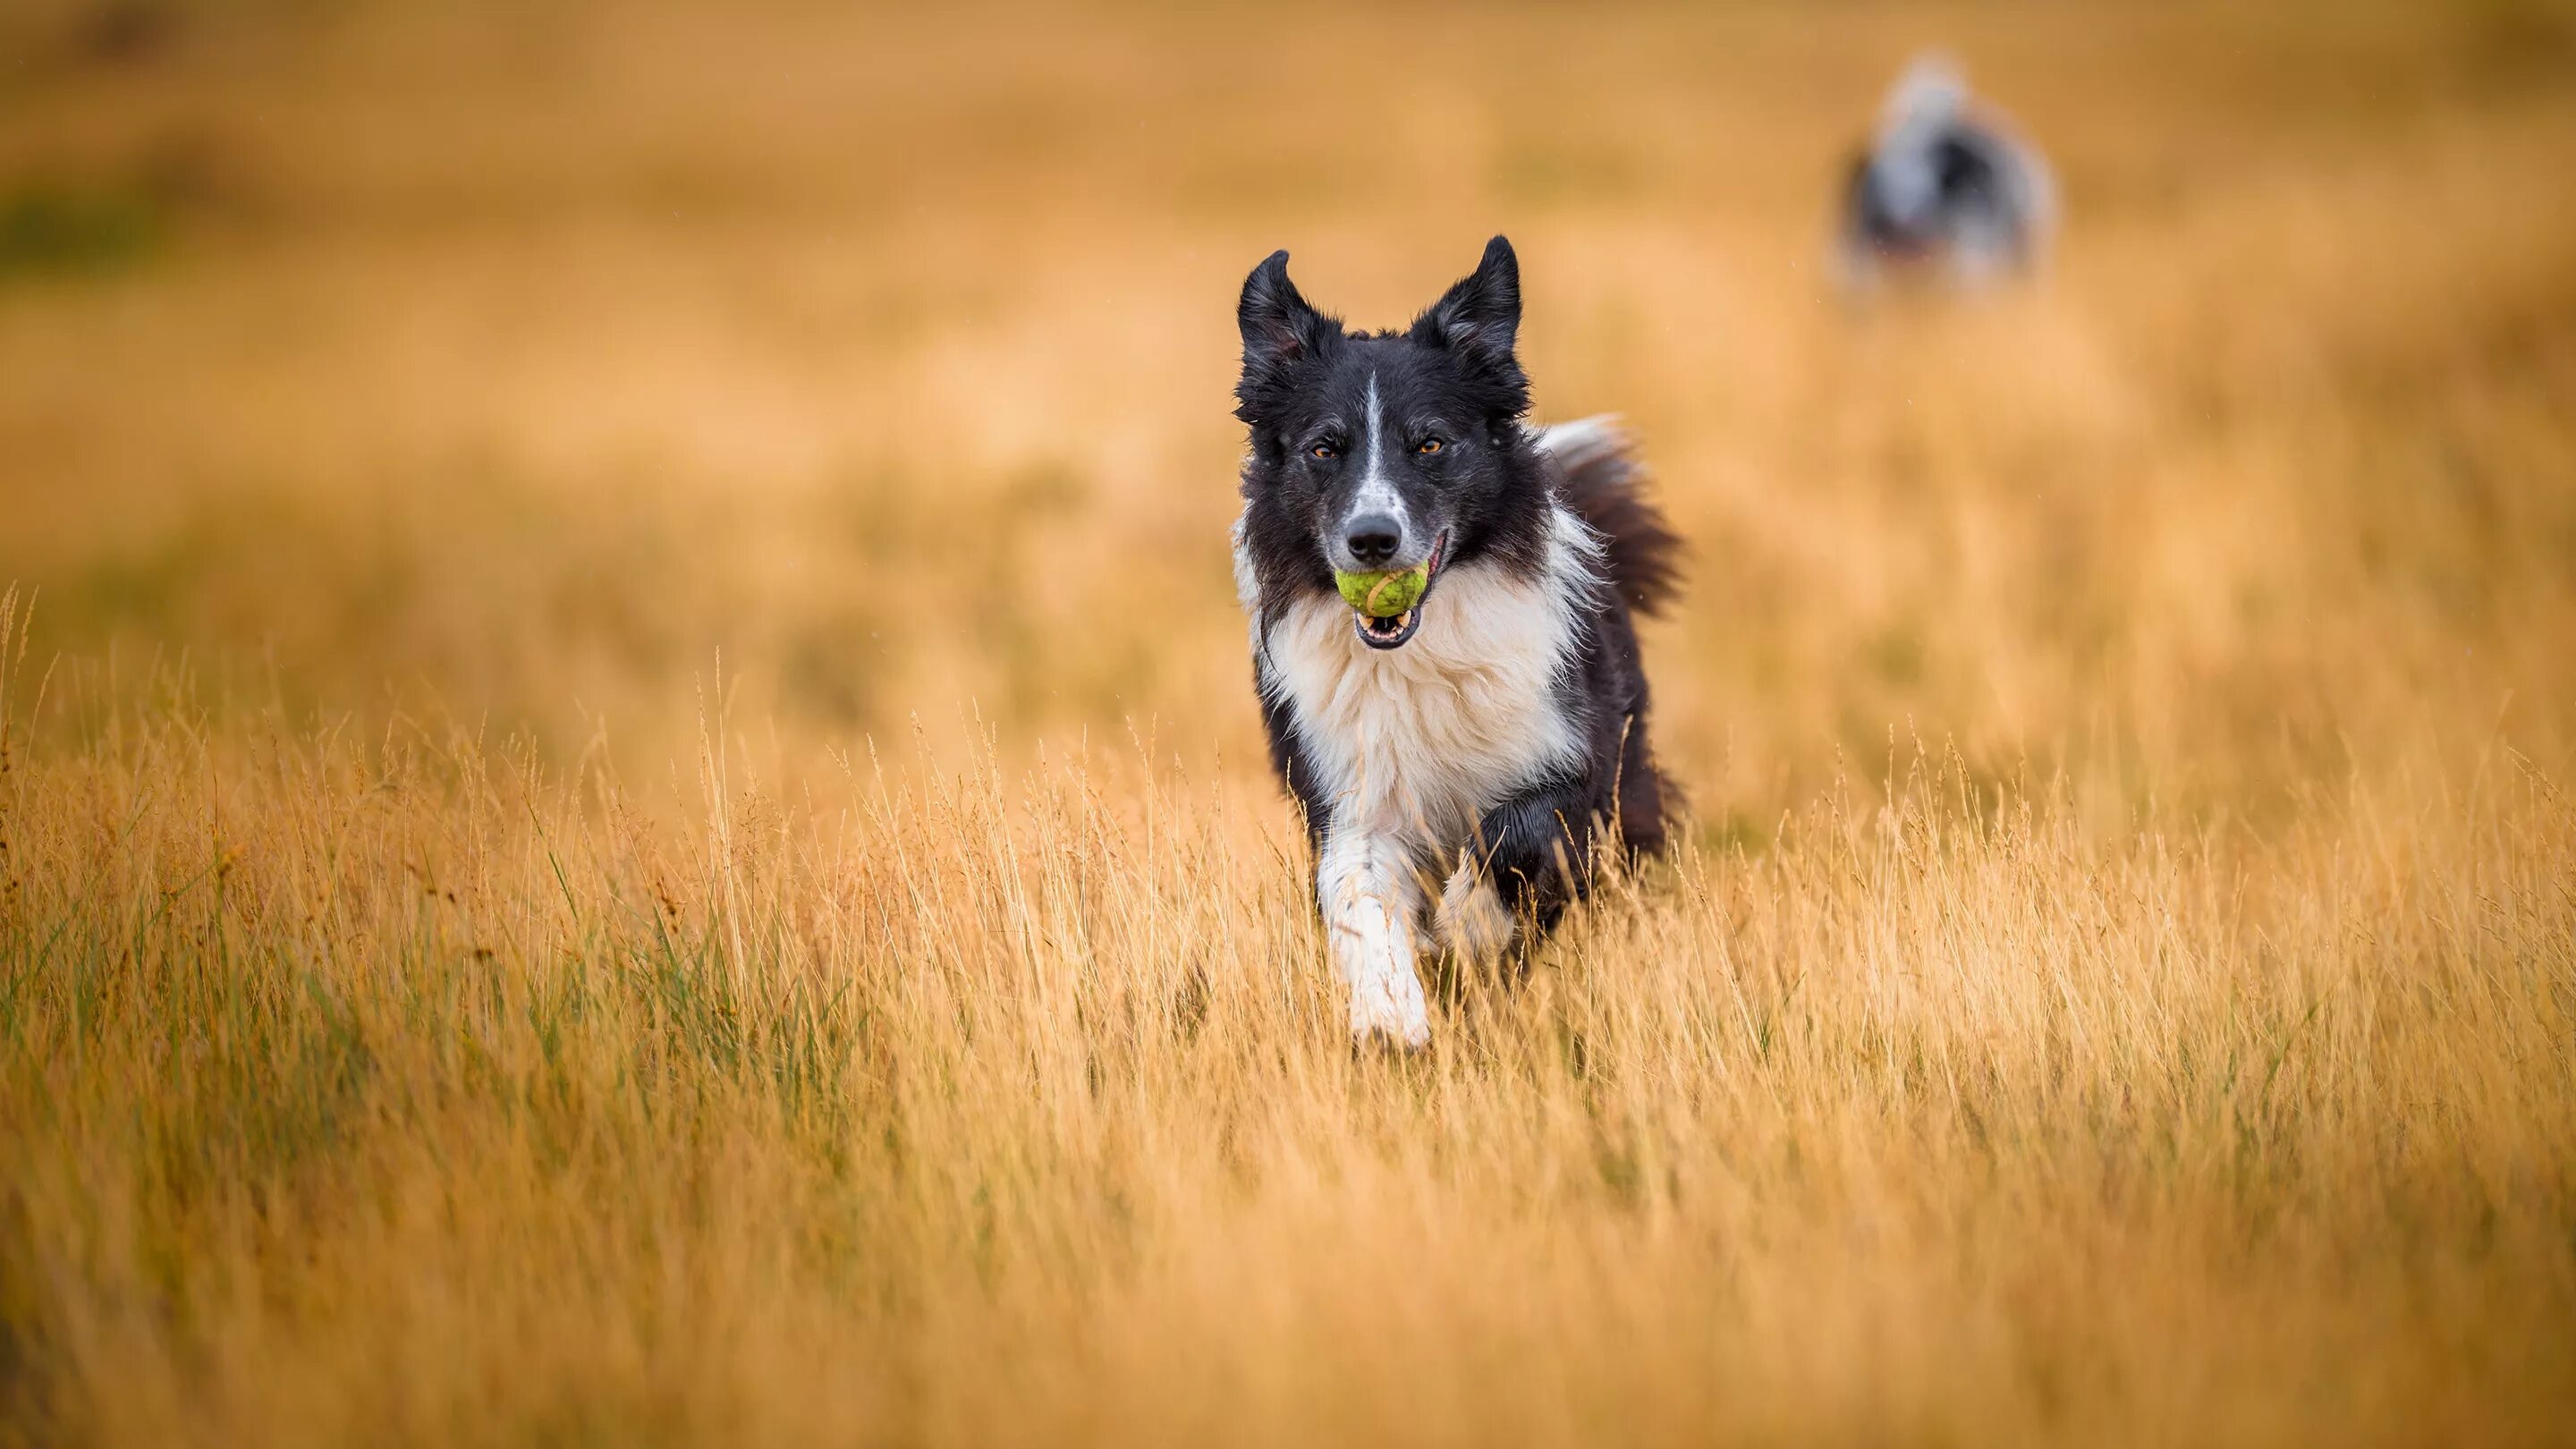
[[1334, 564, 1429, 619]]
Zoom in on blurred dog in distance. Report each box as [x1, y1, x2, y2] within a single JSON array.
[[1835, 54, 2056, 293]]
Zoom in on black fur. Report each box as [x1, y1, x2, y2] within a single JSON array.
[[1235, 236, 1682, 938]]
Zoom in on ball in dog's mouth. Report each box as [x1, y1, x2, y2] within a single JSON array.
[[1340, 533, 1445, 651]]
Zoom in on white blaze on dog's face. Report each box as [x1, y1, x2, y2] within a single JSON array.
[[1337, 372, 1411, 571], [1231, 237, 1548, 652]]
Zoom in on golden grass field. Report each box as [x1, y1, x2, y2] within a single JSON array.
[[4, 1, 2575, 1443]]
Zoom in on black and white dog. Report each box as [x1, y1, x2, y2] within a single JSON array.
[[1835, 54, 2056, 291], [1231, 236, 1681, 1047]]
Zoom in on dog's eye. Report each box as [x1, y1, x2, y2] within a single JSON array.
[[1416, 436, 1445, 455], [1309, 442, 1340, 460]]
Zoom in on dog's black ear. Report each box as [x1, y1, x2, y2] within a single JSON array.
[[1411, 235, 1528, 413], [1236, 250, 1333, 422]]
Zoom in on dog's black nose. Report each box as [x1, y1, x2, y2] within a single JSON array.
[[1343, 514, 1402, 567]]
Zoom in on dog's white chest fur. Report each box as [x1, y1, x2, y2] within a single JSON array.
[[1241, 505, 1597, 858]]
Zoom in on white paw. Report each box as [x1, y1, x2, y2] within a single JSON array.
[[1348, 963, 1432, 1050], [1317, 831, 1433, 1049], [1436, 860, 1515, 965]]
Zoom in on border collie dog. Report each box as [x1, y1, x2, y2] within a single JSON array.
[[1231, 236, 1682, 1047], [1835, 54, 2056, 291]]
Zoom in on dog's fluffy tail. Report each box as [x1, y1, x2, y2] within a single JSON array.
[[1538, 416, 1682, 617]]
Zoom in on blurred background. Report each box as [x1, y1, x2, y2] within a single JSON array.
[[4, 0, 2572, 818]]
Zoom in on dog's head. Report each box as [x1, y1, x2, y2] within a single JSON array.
[[1234, 236, 1550, 650]]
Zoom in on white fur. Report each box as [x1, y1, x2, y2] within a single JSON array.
[[1435, 861, 1513, 965], [1238, 488, 1604, 1044], [1318, 828, 1432, 1047], [1346, 372, 1409, 547], [1536, 415, 1626, 476]]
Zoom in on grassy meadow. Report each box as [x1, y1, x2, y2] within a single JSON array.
[[3, 1, 2575, 1443]]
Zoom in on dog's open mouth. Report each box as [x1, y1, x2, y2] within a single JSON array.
[[1353, 533, 1446, 651], [1357, 607, 1420, 648]]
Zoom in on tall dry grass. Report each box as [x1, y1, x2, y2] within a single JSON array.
[[3, 1, 2574, 1444]]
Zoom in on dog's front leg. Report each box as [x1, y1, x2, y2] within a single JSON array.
[[1438, 779, 1600, 965], [1316, 826, 1430, 1048]]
